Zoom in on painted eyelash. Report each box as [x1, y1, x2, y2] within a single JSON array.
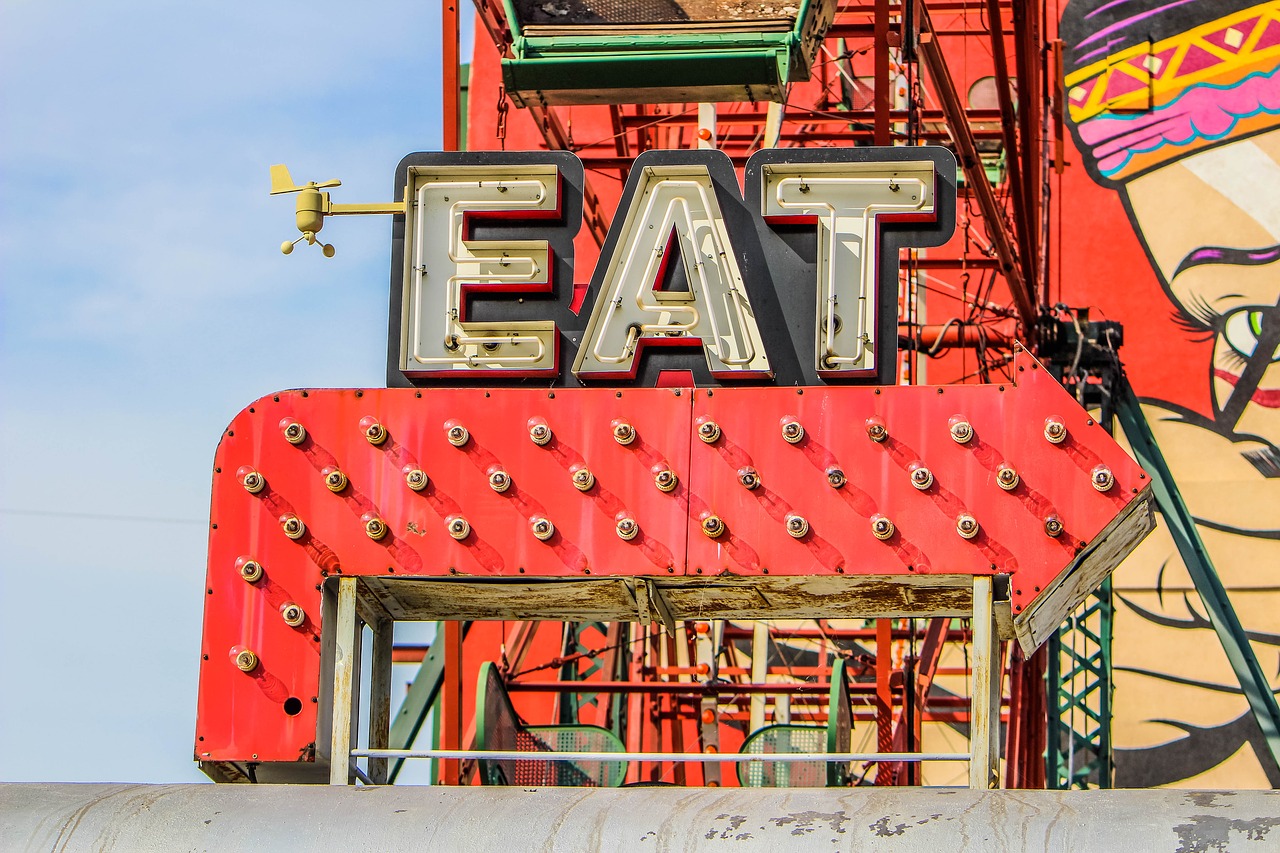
[[1170, 309, 1216, 341], [1180, 291, 1221, 328], [1219, 350, 1248, 371]]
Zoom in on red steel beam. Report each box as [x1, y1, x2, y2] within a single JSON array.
[[443, 0, 460, 152], [1013, 0, 1044, 304], [917, 0, 1037, 341], [985, 0, 1037, 307], [874, 0, 891, 145]]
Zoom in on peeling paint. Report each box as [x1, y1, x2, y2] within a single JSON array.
[[767, 810, 850, 837], [869, 815, 909, 836], [1173, 815, 1280, 852]]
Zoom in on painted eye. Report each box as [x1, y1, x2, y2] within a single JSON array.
[[1222, 308, 1280, 362]]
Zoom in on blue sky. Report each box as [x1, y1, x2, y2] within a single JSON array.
[[0, 1, 468, 782]]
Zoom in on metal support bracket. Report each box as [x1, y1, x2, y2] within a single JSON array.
[[1115, 373, 1280, 781]]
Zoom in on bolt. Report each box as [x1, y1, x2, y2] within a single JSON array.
[[612, 420, 637, 445], [701, 515, 726, 538], [697, 420, 721, 443], [446, 423, 470, 447], [1044, 515, 1064, 537], [909, 463, 934, 490], [826, 468, 846, 489], [488, 470, 512, 493], [996, 465, 1020, 490], [238, 558, 264, 584], [364, 515, 388, 540], [1044, 417, 1067, 444], [281, 514, 306, 540], [240, 468, 266, 494], [1091, 465, 1115, 492], [949, 416, 974, 444], [737, 467, 761, 490], [865, 417, 888, 443], [529, 422, 552, 446], [323, 468, 348, 493], [870, 514, 895, 540], [956, 514, 980, 539], [571, 467, 595, 491], [281, 420, 306, 445], [785, 514, 810, 538], [530, 517, 555, 541], [654, 469, 678, 492], [446, 516, 470, 540], [615, 517, 639, 541], [234, 649, 259, 673], [280, 602, 306, 627], [781, 419, 805, 444], [363, 420, 388, 446], [405, 468, 429, 491]]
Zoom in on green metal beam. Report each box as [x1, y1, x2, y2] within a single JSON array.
[[1046, 582, 1113, 789], [1115, 374, 1280, 779], [387, 622, 471, 784]]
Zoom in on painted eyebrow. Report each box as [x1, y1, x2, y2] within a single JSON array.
[[1173, 243, 1280, 279]]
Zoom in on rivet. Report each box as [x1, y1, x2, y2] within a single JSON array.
[[488, 469, 512, 493], [956, 514, 980, 539], [654, 468, 678, 492], [1044, 417, 1067, 444], [780, 418, 804, 444], [612, 419, 637, 445], [870, 514, 895, 540], [1091, 465, 1115, 492], [528, 419, 552, 446], [405, 468, 429, 491], [239, 467, 266, 494], [949, 415, 974, 444], [1044, 515, 1064, 537], [865, 417, 888, 443], [280, 514, 306, 540], [826, 468, 846, 489], [697, 419, 721, 443], [323, 467, 347, 493], [615, 517, 639, 541], [530, 517, 555, 541], [571, 466, 595, 491], [237, 557, 264, 584], [909, 463, 933, 490], [233, 648, 259, 673], [364, 514, 388, 540], [280, 602, 306, 627], [996, 464, 1020, 490], [701, 515, 726, 538], [446, 422, 470, 447], [737, 467, 761, 490], [361, 417, 388, 445], [281, 419, 306, 445], [446, 516, 470, 540], [785, 514, 809, 538]]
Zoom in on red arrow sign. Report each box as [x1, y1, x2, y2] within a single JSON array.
[[196, 346, 1152, 764]]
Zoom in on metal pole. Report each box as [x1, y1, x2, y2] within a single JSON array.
[[1115, 374, 1280, 782], [351, 748, 970, 763], [442, 0, 460, 151]]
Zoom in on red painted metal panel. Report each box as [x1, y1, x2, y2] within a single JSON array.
[[195, 352, 1146, 765], [683, 354, 1148, 618], [197, 388, 692, 763]]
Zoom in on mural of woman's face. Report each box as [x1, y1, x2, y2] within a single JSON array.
[[1123, 127, 1280, 446]]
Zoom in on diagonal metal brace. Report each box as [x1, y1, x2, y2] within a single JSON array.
[[1115, 373, 1280, 781]]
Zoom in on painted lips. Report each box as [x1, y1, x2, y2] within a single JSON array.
[[1215, 369, 1280, 408]]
